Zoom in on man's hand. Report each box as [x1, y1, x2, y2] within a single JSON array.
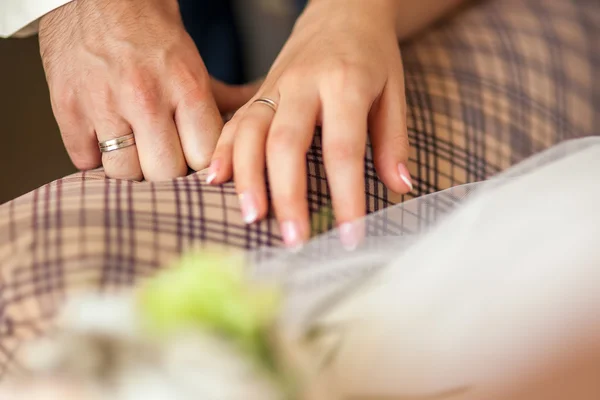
[[39, 0, 227, 180]]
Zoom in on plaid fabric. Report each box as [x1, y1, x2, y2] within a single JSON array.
[[0, 0, 598, 376]]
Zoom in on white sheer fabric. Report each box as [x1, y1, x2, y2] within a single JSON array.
[[254, 137, 600, 399]]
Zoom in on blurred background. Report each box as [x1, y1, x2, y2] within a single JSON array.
[[0, 36, 72, 204], [0, 0, 298, 204]]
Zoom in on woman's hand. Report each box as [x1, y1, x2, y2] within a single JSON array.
[[39, 0, 253, 181], [207, 0, 412, 249]]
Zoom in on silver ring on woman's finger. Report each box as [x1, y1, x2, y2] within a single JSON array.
[[98, 133, 136, 153], [252, 97, 278, 112]]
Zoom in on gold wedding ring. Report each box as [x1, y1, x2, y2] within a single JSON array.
[[98, 133, 136, 153], [252, 97, 278, 112]]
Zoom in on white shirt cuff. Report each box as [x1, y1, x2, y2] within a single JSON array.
[[1, 0, 74, 38]]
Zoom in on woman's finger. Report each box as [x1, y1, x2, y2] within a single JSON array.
[[208, 100, 256, 185], [369, 75, 413, 194], [321, 89, 370, 250], [266, 90, 319, 248], [207, 116, 239, 185], [233, 96, 278, 224]]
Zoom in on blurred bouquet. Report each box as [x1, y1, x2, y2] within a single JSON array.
[[2, 253, 300, 400], [3, 137, 600, 400]]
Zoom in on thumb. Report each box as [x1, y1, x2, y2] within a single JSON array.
[[211, 77, 263, 114]]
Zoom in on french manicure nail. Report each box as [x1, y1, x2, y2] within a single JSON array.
[[239, 192, 258, 224], [206, 160, 220, 184], [339, 222, 360, 251], [281, 220, 303, 251], [397, 163, 414, 192]]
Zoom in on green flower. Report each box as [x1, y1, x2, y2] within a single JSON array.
[[137, 251, 281, 372]]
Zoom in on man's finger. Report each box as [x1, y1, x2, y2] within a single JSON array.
[[50, 92, 99, 171], [132, 113, 187, 181], [120, 75, 187, 181], [96, 116, 143, 181], [86, 86, 143, 180], [175, 83, 223, 171]]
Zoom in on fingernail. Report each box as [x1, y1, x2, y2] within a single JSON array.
[[397, 163, 414, 192], [281, 220, 303, 251], [239, 192, 258, 224], [206, 160, 220, 184], [339, 222, 360, 251]]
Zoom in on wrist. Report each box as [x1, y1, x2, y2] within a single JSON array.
[[40, 0, 182, 34], [299, 0, 399, 35], [39, 1, 75, 35]]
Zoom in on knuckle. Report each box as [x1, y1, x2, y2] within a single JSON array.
[[177, 86, 211, 112], [68, 148, 99, 170], [52, 87, 79, 116], [61, 132, 99, 171], [278, 69, 308, 90], [142, 143, 188, 181], [170, 56, 211, 99], [222, 119, 237, 136], [325, 139, 364, 163], [326, 61, 371, 101], [237, 117, 264, 138], [329, 60, 364, 82], [60, 128, 79, 146], [273, 192, 303, 211], [122, 71, 161, 114], [218, 121, 238, 143], [266, 129, 296, 155], [170, 58, 196, 81], [72, 157, 99, 171], [177, 67, 209, 94], [88, 82, 115, 111], [186, 149, 212, 171]]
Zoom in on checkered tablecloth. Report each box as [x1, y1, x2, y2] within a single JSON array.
[[0, 0, 598, 377]]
